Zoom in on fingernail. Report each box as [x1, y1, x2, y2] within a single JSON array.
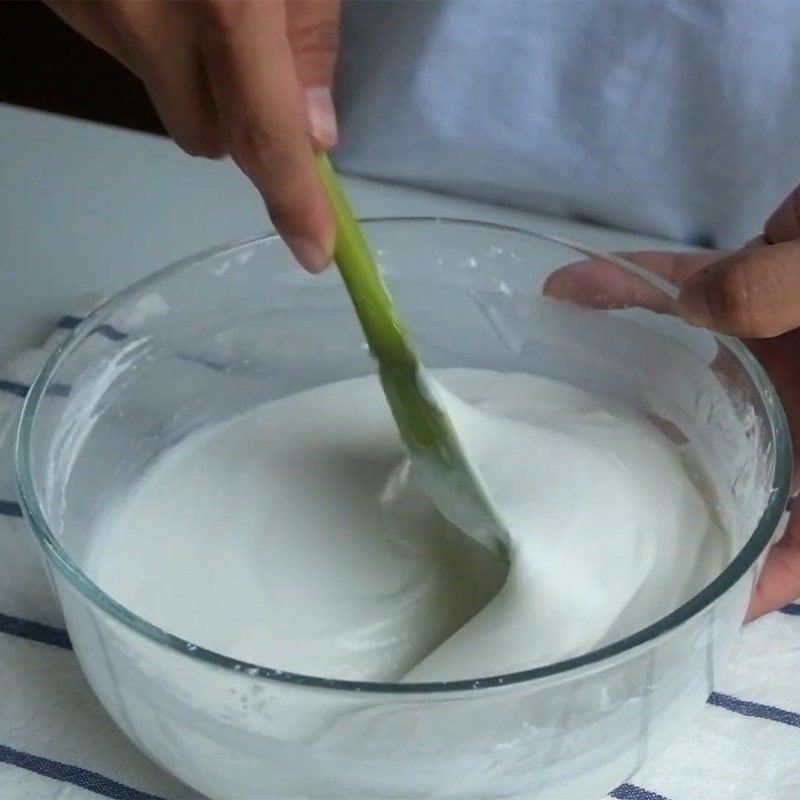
[[286, 236, 331, 273], [305, 87, 338, 149], [677, 280, 712, 327], [542, 270, 569, 299]]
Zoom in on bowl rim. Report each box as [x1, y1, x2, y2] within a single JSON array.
[[14, 217, 793, 695]]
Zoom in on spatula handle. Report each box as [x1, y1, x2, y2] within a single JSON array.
[[316, 153, 415, 367]]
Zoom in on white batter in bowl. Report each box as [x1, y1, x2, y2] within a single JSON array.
[[16, 220, 791, 799], [86, 369, 730, 685]]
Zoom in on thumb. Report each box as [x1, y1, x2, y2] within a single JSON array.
[[677, 240, 800, 337], [286, 0, 341, 150]]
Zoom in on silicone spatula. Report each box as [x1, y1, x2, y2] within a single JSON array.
[[316, 153, 511, 563]]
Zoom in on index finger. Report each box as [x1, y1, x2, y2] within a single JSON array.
[[198, 2, 334, 271], [543, 250, 720, 313]]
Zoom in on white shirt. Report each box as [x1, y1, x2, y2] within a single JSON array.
[[335, 0, 800, 248]]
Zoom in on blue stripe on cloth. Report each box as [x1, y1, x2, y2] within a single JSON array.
[[780, 603, 800, 616], [60, 313, 232, 373], [5, 610, 800, 732], [0, 378, 70, 398], [0, 616, 673, 800], [6, 610, 800, 799], [708, 691, 800, 727], [0, 743, 165, 800], [610, 784, 670, 800], [58, 315, 127, 342], [7, 611, 799, 737], [0, 613, 72, 650], [0, 499, 22, 518]]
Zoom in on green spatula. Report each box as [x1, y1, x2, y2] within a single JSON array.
[[317, 153, 510, 563]]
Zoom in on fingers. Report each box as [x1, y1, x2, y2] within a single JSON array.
[[743, 235, 768, 250], [144, 50, 223, 159], [677, 240, 800, 337], [678, 182, 800, 336], [199, 1, 334, 271], [543, 250, 718, 313], [48, 1, 224, 159], [764, 184, 800, 244], [103, 1, 224, 159], [287, 0, 341, 149], [48, 0, 338, 272], [546, 242, 800, 339], [747, 510, 800, 620]]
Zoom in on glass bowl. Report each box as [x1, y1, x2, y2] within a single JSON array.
[[15, 218, 791, 799]]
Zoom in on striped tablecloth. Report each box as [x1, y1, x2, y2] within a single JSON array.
[[1, 300, 799, 800]]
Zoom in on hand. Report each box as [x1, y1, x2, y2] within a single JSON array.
[[46, 0, 341, 271], [544, 184, 800, 620]]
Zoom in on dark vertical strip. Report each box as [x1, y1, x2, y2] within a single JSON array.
[[0, 743, 166, 800]]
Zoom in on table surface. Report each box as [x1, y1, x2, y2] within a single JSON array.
[[0, 103, 680, 363]]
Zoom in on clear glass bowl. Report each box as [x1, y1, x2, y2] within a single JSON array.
[[15, 219, 792, 799]]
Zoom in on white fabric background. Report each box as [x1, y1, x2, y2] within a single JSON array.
[[335, 0, 800, 250]]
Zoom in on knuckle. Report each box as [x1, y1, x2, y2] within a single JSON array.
[[101, 1, 147, 49], [100, 0, 132, 26], [290, 19, 340, 57], [187, 138, 227, 159], [228, 125, 309, 220], [261, 169, 307, 224], [669, 254, 701, 286], [203, 139, 228, 160], [198, 0, 244, 28], [102, 0, 149, 40], [230, 125, 283, 172], [196, 0, 265, 43], [709, 263, 764, 335], [176, 128, 226, 159]]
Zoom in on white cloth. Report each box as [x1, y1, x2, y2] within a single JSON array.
[[335, 0, 800, 250], [1, 301, 800, 799]]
